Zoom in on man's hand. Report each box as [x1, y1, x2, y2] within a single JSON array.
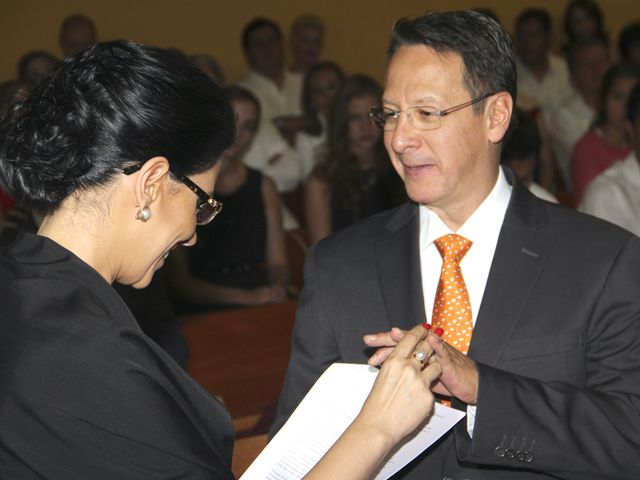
[[364, 326, 480, 405]]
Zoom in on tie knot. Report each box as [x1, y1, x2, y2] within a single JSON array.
[[434, 234, 472, 263]]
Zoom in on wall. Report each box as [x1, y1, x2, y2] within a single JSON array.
[[0, 0, 636, 84]]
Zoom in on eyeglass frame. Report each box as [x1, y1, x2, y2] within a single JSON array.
[[121, 163, 223, 225], [369, 92, 494, 131]]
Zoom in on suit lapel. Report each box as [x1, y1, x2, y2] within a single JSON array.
[[469, 172, 554, 366], [375, 203, 427, 331]]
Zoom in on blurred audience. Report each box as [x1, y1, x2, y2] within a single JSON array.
[[551, 37, 611, 192], [58, 14, 97, 57], [619, 21, 640, 71], [580, 82, 640, 236], [502, 108, 558, 203], [515, 8, 573, 126], [238, 18, 304, 202], [17, 50, 57, 86], [289, 14, 325, 75], [305, 75, 405, 245], [167, 86, 289, 311], [296, 61, 345, 179], [571, 63, 639, 203]]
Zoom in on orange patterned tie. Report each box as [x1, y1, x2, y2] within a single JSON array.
[[432, 234, 473, 354]]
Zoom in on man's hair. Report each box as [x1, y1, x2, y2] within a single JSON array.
[[241, 17, 282, 54], [566, 37, 608, 73], [627, 82, 640, 124], [515, 8, 552, 35], [388, 10, 516, 110], [619, 21, 640, 62]]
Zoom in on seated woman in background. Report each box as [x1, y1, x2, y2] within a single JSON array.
[[570, 63, 639, 203], [167, 85, 289, 312], [296, 61, 345, 179], [0, 40, 441, 479], [305, 74, 405, 245]]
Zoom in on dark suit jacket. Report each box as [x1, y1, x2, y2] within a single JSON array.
[[272, 170, 640, 480], [0, 233, 234, 479]]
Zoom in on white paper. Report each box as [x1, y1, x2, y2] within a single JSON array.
[[240, 363, 465, 480]]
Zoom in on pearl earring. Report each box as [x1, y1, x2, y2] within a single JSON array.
[[136, 206, 151, 222]]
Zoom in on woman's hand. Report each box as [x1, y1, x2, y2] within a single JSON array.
[[355, 323, 442, 446], [305, 323, 441, 480]]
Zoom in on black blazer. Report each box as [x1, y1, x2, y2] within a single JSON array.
[[272, 170, 640, 480], [0, 233, 234, 479]]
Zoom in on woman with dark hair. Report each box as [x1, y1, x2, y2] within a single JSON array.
[[0, 40, 440, 478], [563, 0, 608, 49], [296, 61, 345, 178], [570, 63, 639, 202], [167, 85, 289, 310], [305, 74, 405, 245]]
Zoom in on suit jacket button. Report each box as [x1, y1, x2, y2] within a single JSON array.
[[442, 476, 457, 480], [494, 446, 506, 458], [525, 451, 535, 463], [505, 448, 516, 459], [516, 450, 526, 462]]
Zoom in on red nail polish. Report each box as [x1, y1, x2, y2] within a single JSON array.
[[434, 327, 444, 337], [422, 322, 432, 330]]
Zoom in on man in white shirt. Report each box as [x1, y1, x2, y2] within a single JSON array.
[[273, 11, 640, 480], [514, 8, 573, 126], [239, 18, 304, 196], [580, 83, 640, 236], [550, 38, 611, 191]]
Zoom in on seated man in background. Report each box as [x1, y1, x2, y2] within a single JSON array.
[[580, 82, 640, 236], [514, 8, 573, 127], [239, 18, 305, 228]]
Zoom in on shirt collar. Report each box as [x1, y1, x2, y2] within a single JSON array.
[[420, 167, 512, 250]]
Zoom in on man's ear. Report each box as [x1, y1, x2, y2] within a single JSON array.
[[486, 92, 513, 144], [134, 157, 171, 208]]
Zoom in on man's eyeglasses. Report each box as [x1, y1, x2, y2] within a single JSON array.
[[369, 93, 494, 131], [121, 163, 223, 225]]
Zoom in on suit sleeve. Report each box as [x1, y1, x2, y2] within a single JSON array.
[[269, 243, 342, 437], [456, 234, 640, 479]]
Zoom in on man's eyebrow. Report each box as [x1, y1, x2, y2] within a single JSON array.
[[382, 96, 438, 107]]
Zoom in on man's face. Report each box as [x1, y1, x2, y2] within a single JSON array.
[[383, 46, 497, 216], [516, 19, 550, 66], [60, 23, 96, 57], [292, 26, 323, 68], [246, 26, 284, 78]]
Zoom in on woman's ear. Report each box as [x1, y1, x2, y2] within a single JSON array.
[[486, 92, 513, 144], [134, 157, 171, 208]]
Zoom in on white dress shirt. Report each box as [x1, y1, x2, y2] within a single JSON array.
[[419, 167, 512, 436], [239, 70, 304, 194], [579, 152, 640, 237]]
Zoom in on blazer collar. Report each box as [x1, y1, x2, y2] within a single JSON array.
[[469, 168, 554, 365], [375, 203, 427, 331]]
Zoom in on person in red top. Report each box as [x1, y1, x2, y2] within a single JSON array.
[[570, 63, 639, 202]]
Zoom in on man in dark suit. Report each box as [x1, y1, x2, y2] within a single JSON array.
[[271, 11, 640, 480]]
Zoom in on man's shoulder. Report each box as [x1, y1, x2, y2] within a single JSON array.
[[315, 203, 416, 252]]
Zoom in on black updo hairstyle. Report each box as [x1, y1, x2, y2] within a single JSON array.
[[0, 40, 235, 213]]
